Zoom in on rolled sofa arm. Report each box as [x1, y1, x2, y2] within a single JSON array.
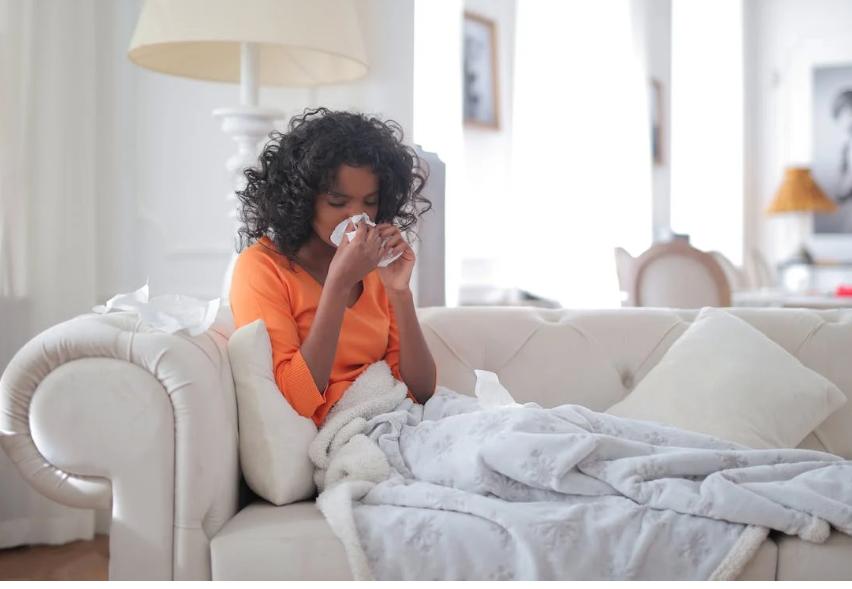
[[0, 310, 240, 580]]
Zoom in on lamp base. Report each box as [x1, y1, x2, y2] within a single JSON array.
[[213, 106, 284, 304], [787, 243, 815, 265]]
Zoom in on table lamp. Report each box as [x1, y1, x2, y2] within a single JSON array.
[[766, 166, 837, 264], [128, 0, 369, 300]]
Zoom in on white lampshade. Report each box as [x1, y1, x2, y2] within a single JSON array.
[[128, 0, 369, 86]]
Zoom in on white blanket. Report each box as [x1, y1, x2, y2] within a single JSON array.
[[310, 361, 852, 581]]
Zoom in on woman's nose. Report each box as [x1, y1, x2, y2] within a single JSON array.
[[347, 207, 370, 221]]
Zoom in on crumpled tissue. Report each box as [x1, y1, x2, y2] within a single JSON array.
[[329, 213, 405, 268], [92, 280, 220, 336], [474, 369, 520, 408]]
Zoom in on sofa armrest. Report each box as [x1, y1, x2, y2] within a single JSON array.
[[0, 311, 240, 580]]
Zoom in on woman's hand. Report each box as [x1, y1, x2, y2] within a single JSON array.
[[376, 223, 415, 293], [327, 221, 387, 290]]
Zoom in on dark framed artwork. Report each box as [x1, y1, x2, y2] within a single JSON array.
[[463, 12, 500, 130], [649, 78, 664, 166], [812, 64, 852, 234]]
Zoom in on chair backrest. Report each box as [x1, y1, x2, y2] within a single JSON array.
[[613, 247, 636, 305], [709, 250, 748, 291], [628, 240, 731, 308]]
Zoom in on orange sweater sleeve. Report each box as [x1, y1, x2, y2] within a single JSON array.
[[230, 253, 328, 418]]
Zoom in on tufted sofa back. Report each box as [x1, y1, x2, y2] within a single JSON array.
[[415, 306, 852, 459]]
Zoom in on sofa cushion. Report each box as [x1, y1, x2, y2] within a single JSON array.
[[210, 501, 352, 580], [605, 307, 847, 449], [211, 501, 781, 580], [776, 532, 852, 580], [227, 319, 317, 505], [736, 537, 778, 580]]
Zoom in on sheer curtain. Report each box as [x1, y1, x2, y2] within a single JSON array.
[[0, 0, 30, 299], [505, 0, 652, 308], [0, 0, 99, 549]]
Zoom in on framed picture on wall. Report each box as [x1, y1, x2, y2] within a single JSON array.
[[649, 78, 664, 166], [463, 12, 500, 130], [812, 63, 852, 235], [784, 35, 852, 260]]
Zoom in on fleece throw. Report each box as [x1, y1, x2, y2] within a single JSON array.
[[308, 361, 852, 581]]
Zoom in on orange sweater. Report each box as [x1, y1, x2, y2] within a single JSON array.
[[229, 236, 426, 427]]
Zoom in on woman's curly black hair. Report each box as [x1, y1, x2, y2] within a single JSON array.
[[235, 107, 431, 268]]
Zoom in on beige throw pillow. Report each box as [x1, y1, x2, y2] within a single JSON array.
[[227, 319, 317, 505], [605, 307, 847, 449]]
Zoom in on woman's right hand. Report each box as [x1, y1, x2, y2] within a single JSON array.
[[327, 220, 390, 290]]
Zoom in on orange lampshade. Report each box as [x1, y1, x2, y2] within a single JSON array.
[[766, 167, 838, 214]]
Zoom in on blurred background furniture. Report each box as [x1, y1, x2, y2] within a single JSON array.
[[775, 260, 852, 295], [457, 258, 561, 308], [409, 147, 447, 307], [732, 289, 852, 308], [733, 257, 852, 308], [458, 285, 561, 308], [614, 238, 731, 308], [618, 240, 852, 309], [765, 166, 837, 265]]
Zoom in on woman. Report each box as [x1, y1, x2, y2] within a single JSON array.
[[229, 107, 436, 428]]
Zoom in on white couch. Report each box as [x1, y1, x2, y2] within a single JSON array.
[[1, 305, 851, 580]]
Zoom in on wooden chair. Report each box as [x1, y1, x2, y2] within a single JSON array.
[[709, 250, 749, 291], [614, 240, 731, 308], [614, 246, 636, 305]]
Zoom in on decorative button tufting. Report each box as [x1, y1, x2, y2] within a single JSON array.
[[621, 372, 634, 389]]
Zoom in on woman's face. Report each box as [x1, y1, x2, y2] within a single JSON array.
[[312, 164, 380, 246]]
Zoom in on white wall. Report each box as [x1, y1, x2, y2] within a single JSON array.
[[411, 0, 461, 306], [670, 0, 744, 265], [417, 0, 665, 303], [459, 0, 516, 288], [508, 0, 652, 307], [744, 0, 852, 270], [632, 0, 672, 242]]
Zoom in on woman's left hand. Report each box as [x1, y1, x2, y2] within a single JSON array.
[[376, 223, 415, 293]]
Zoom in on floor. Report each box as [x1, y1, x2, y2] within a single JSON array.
[[0, 535, 108, 581]]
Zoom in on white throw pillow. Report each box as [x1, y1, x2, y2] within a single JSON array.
[[605, 307, 847, 449], [227, 319, 317, 505]]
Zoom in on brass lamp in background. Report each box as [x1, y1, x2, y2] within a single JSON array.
[[766, 166, 838, 264]]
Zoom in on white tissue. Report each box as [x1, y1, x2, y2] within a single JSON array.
[[329, 213, 405, 268], [474, 369, 520, 408], [92, 280, 220, 337]]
